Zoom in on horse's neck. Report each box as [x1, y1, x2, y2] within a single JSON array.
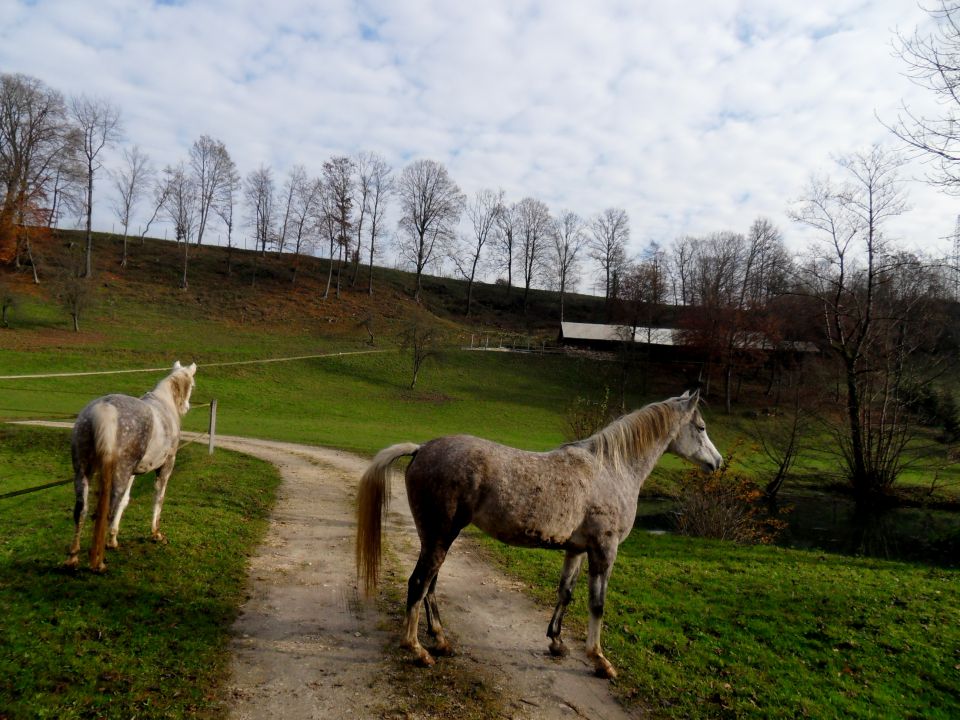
[[144, 387, 178, 419], [623, 433, 673, 494], [615, 413, 680, 495]]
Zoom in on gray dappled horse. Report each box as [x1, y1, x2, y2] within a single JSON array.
[[355, 390, 721, 678], [66, 361, 197, 572]]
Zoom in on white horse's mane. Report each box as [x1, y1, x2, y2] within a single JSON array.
[[587, 400, 679, 475]]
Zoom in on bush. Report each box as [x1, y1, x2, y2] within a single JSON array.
[[673, 462, 787, 544], [563, 387, 611, 441]]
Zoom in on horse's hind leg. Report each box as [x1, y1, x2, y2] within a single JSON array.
[[107, 476, 135, 549], [403, 530, 460, 666], [546, 550, 585, 657], [150, 458, 175, 541], [423, 573, 453, 656], [65, 468, 89, 568]]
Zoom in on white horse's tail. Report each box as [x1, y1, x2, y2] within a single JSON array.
[[355, 442, 420, 596], [89, 403, 119, 572]]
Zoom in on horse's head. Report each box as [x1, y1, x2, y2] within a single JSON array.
[[666, 390, 722, 472], [170, 360, 197, 415]]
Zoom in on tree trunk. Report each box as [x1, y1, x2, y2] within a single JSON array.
[[84, 162, 94, 278], [180, 239, 189, 289]]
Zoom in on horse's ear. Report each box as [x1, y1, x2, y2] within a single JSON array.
[[684, 388, 700, 411], [680, 390, 690, 399], [187, 362, 197, 376], [173, 360, 182, 370]]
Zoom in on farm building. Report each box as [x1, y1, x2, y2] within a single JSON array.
[[557, 322, 818, 358]]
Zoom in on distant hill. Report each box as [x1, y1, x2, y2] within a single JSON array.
[[1, 229, 608, 338]]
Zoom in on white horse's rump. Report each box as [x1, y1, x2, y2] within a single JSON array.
[[67, 361, 197, 572]]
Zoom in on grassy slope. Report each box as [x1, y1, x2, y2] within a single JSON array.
[[2, 232, 959, 719]]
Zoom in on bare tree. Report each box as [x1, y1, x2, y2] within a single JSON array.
[[189, 135, 233, 247], [322, 156, 354, 299], [399, 319, 443, 389], [791, 145, 925, 502], [889, 2, 960, 192], [111, 145, 152, 268], [276, 164, 306, 257], [59, 271, 94, 332], [365, 153, 393, 295], [551, 210, 588, 321], [138, 175, 172, 247], [495, 197, 518, 293], [213, 152, 241, 274], [396, 159, 464, 303], [160, 162, 198, 289], [452, 188, 502, 316], [0, 73, 75, 279], [515, 196, 552, 313], [590, 207, 630, 304], [288, 173, 322, 284], [70, 94, 122, 278], [245, 165, 275, 257]]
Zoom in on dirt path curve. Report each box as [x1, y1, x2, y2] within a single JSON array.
[[214, 435, 641, 720], [16, 423, 640, 719]]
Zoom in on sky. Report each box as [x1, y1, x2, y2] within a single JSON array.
[[0, 0, 956, 269]]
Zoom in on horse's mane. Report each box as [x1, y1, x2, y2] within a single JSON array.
[[156, 368, 193, 414], [586, 400, 679, 474]]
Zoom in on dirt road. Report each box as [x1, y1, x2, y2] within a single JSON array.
[[214, 435, 642, 720]]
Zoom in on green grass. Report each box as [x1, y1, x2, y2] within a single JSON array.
[[4, 237, 960, 718], [0, 425, 282, 719], [479, 531, 960, 719]]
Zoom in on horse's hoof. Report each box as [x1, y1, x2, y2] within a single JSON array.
[[106, 540, 119, 550], [90, 561, 107, 574], [433, 641, 455, 657], [151, 532, 166, 543], [549, 639, 569, 658], [592, 659, 618, 680], [64, 556, 79, 569], [415, 649, 436, 667]]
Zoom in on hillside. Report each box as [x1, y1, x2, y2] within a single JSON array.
[[0, 229, 608, 339]]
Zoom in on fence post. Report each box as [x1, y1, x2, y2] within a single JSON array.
[[208, 399, 218, 455]]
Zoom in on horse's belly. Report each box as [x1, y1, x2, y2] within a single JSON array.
[[473, 504, 581, 549]]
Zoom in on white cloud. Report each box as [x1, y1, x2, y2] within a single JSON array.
[[0, 0, 955, 265]]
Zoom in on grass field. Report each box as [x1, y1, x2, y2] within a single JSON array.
[[0, 425, 281, 719], [479, 530, 959, 719], [2, 236, 959, 719]]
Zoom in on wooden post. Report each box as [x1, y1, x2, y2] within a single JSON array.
[[208, 399, 218, 455]]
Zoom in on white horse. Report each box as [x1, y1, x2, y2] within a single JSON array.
[[66, 361, 197, 572], [356, 390, 721, 678]]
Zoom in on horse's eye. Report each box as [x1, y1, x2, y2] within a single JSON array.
[[697, 425, 705, 433]]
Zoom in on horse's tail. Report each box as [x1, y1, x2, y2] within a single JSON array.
[[89, 403, 119, 572], [355, 442, 420, 596]]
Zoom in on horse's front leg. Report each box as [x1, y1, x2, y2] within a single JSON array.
[[585, 544, 619, 679], [107, 475, 135, 549], [151, 457, 175, 542], [546, 549, 585, 657]]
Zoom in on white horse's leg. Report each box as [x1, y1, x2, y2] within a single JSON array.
[[585, 545, 619, 679], [547, 550, 585, 657], [151, 459, 175, 541], [107, 476, 135, 549], [65, 469, 89, 568]]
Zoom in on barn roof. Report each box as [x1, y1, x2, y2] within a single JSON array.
[[559, 322, 678, 346]]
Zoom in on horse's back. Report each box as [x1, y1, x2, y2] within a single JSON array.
[[73, 394, 155, 471], [406, 435, 596, 548]]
